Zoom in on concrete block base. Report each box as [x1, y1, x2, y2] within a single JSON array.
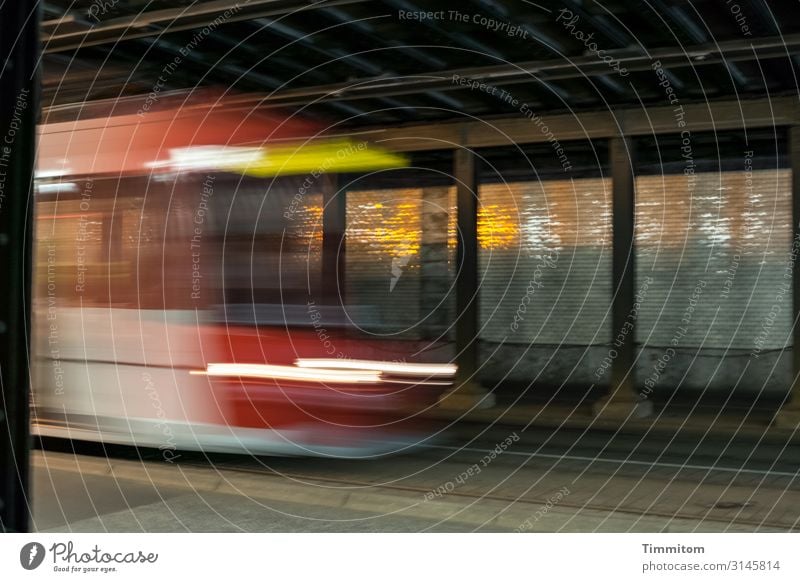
[[438, 383, 496, 411], [772, 408, 800, 430], [592, 398, 653, 421]]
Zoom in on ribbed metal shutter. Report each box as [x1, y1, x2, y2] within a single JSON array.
[[635, 169, 792, 351], [345, 188, 430, 336], [477, 178, 612, 345]]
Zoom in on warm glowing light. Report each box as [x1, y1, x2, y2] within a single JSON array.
[[478, 203, 520, 250], [35, 168, 73, 179], [192, 362, 382, 384], [293, 203, 324, 248], [148, 146, 263, 172], [349, 192, 422, 258], [36, 182, 79, 194], [295, 358, 457, 377]]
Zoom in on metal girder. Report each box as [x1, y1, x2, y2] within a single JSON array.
[[383, 0, 502, 60], [340, 96, 798, 151], [320, 5, 448, 69], [39, 87, 798, 151], [468, 0, 565, 54], [562, 0, 630, 47], [226, 32, 800, 109], [42, 0, 371, 53], [38, 90, 798, 150]]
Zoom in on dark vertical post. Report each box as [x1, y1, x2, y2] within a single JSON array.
[[440, 146, 492, 409], [454, 148, 479, 385], [594, 136, 639, 418], [321, 173, 345, 306], [0, 1, 39, 532], [776, 127, 800, 427], [611, 136, 637, 396], [792, 128, 800, 402]]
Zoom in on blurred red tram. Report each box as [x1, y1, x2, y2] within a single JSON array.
[[31, 97, 453, 457]]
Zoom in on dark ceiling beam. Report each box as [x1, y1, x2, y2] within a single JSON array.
[[187, 29, 377, 119], [320, 5, 447, 69], [469, 0, 565, 53], [252, 17, 386, 76], [248, 17, 421, 120], [42, 13, 75, 28], [563, 0, 631, 47], [382, 0, 502, 60], [466, 0, 569, 104], [231, 32, 800, 108], [646, 0, 750, 89], [202, 28, 334, 86], [663, 4, 708, 44], [747, 0, 780, 35], [42, 0, 371, 53], [316, 6, 467, 109], [133, 36, 313, 105]]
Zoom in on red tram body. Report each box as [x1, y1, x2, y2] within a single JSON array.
[[31, 97, 452, 457]]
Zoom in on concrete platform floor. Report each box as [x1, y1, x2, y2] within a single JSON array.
[[30, 423, 800, 533]]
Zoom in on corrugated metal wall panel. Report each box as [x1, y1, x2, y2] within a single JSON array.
[[635, 169, 792, 351], [345, 188, 428, 335], [477, 178, 613, 345]]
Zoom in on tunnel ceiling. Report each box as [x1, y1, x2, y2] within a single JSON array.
[[40, 0, 800, 127]]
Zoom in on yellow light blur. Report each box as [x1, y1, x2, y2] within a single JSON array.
[[348, 191, 422, 259], [234, 139, 408, 177], [478, 203, 520, 250]]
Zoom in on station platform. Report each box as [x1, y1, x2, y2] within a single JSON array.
[[31, 423, 800, 533]]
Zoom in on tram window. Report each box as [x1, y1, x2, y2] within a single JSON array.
[[35, 198, 110, 308], [218, 176, 323, 308]]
